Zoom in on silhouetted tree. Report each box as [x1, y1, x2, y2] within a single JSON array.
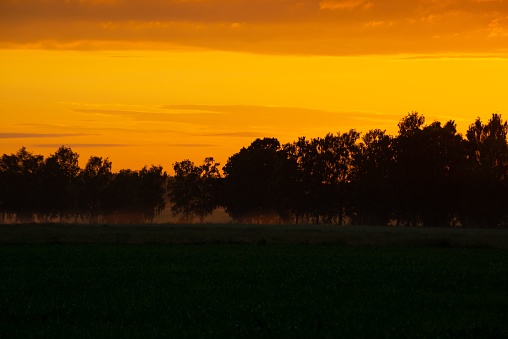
[[0, 147, 44, 222], [168, 160, 201, 222], [40, 146, 80, 222], [282, 137, 317, 223], [322, 130, 361, 224], [284, 131, 360, 224], [391, 113, 467, 227], [391, 112, 427, 226], [222, 138, 286, 223], [104, 169, 144, 223], [464, 114, 508, 227], [79, 156, 113, 223], [418, 120, 466, 227], [351, 129, 395, 225], [105, 166, 167, 223], [139, 165, 167, 223], [168, 158, 220, 222], [277, 142, 306, 223]]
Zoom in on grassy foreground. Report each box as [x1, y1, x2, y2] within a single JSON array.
[[2, 223, 508, 248], [1, 244, 507, 338]]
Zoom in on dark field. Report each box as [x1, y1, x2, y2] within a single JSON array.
[[2, 223, 508, 248], [1, 241, 508, 338], [1, 224, 508, 337]]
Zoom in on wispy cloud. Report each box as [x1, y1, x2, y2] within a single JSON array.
[[69, 104, 402, 140], [72, 108, 221, 121], [160, 104, 405, 138], [167, 144, 218, 147], [200, 132, 268, 138], [320, 0, 373, 11], [0, 133, 88, 139], [15, 122, 184, 136], [161, 104, 403, 121], [32, 143, 135, 148]]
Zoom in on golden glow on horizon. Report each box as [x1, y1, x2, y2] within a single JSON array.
[[2, 0, 508, 172], [2, 49, 508, 171]]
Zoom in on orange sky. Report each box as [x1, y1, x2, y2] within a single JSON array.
[[2, 0, 508, 173]]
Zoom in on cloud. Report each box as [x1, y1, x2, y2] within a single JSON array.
[[71, 108, 222, 124], [0, 133, 88, 138], [167, 143, 218, 147], [69, 104, 403, 140], [15, 121, 186, 136], [487, 17, 508, 37], [32, 143, 135, 148], [365, 20, 387, 27], [320, 0, 373, 10], [160, 104, 404, 137], [2, 0, 508, 55], [0, 0, 309, 24], [200, 132, 269, 138]]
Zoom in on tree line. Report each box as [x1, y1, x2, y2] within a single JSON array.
[[169, 112, 508, 228], [2, 112, 508, 227], [0, 147, 166, 224]]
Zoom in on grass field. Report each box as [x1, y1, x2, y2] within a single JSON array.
[[1, 242, 508, 337], [1, 224, 508, 337], [2, 223, 508, 248]]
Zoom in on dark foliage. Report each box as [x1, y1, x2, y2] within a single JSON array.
[[0, 147, 167, 224], [222, 138, 288, 223], [217, 113, 508, 227], [167, 157, 220, 222]]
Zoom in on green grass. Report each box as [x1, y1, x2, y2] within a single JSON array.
[[1, 244, 507, 338]]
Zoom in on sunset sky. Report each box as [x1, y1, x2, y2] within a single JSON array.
[[2, 0, 508, 173]]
